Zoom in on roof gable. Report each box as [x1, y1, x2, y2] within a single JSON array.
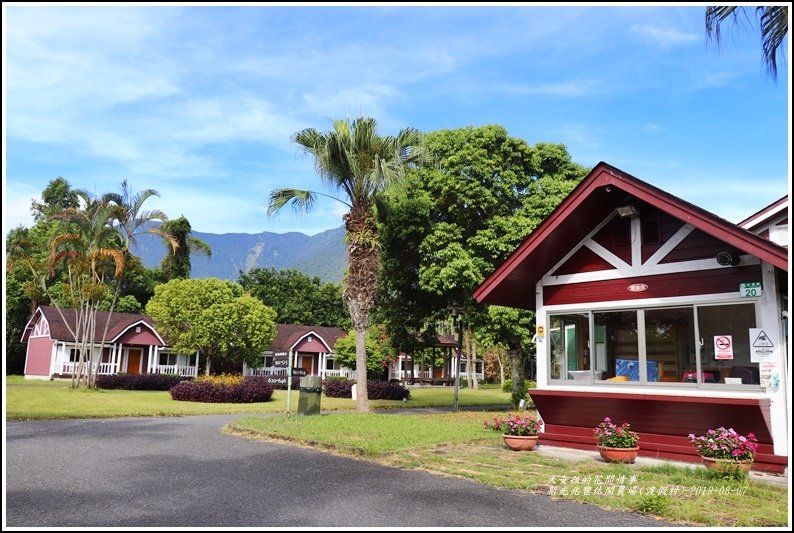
[[22, 306, 165, 345], [474, 162, 788, 310], [269, 324, 348, 352]]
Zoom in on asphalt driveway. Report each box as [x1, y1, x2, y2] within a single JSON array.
[[5, 414, 677, 528]]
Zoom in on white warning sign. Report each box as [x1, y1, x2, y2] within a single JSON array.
[[750, 328, 777, 363]]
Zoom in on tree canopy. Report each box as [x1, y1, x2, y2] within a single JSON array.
[[145, 277, 276, 375], [238, 267, 349, 329]]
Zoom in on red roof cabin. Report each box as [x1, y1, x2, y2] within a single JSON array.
[[474, 162, 789, 473], [21, 306, 199, 379]]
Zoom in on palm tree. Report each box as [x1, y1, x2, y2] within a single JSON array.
[[706, 6, 789, 81], [49, 190, 126, 387], [268, 117, 423, 412], [160, 216, 212, 280], [103, 179, 176, 253]]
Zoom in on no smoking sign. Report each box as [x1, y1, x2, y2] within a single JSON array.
[[714, 335, 734, 360]]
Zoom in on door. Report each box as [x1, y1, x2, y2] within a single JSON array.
[[127, 349, 142, 375], [300, 354, 313, 375]]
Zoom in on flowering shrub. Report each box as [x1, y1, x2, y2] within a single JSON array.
[[594, 417, 639, 448], [170, 376, 274, 403], [688, 427, 758, 461], [194, 373, 244, 387], [483, 413, 542, 436]]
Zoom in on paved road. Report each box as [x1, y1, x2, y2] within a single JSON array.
[[6, 414, 677, 528]]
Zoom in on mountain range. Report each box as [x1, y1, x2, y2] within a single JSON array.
[[132, 226, 347, 283]]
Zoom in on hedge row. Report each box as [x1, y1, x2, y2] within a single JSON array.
[[323, 379, 410, 401], [169, 376, 275, 403], [96, 373, 188, 391]]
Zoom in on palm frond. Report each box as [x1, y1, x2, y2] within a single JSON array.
[[267, 188, 317, 216], [187, 236, 212, 257], [148, 226, 180, 254]]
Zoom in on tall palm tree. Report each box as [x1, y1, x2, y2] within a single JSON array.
[[706, 6, 789, 81], [103, 179, 177, 253], [160, 216, 212, 280], [49, 190, 126, 387], [268, 117, 423, 412]]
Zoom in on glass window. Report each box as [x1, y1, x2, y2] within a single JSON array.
[[69, 348, 81, 362], [549, 313, 590, 381], [645, 307, 696, 383], [594, 311, 638, 382], [696, 303, 758, 385], [158, 352, 177, 366]]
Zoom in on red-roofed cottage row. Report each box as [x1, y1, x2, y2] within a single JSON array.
[[22, 310, 353, 381], [474, 162, 788, 473]]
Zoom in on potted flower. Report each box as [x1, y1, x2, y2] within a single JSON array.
[[688, 427, 758, 475], [483, 413, 543, 451], [593, 417, 640, 463]]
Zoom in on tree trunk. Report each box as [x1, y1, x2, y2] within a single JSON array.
[[354, 327, 368, 412], [497, 351, 505, 389], [507, 342, 525, 408]]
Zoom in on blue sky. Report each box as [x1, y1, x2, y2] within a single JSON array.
[[3, 4, 791, 236]]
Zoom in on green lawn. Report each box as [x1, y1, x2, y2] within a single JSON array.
[[4, 376, 511, 420], [228, 411, 789, 527], [7, 376, 786, 527]]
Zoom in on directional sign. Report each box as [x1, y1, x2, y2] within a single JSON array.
[[750, 328, 777, 363], [714, 335, 733, 360]]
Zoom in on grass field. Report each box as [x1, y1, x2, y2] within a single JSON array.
[[4, 376, 511, 420], [6, 376, 787, 527], [228, 411, 789, 527]]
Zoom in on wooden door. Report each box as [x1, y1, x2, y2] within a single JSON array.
[[127, 349, 142, 375], [300, 355, 313, 375]]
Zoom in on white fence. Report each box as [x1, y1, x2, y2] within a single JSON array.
[[151, 365, 198, 378]]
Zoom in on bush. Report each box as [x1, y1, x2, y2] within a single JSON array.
[[322, 379, 410, 400], [502, 379, 512, 393], [324, 379, 354, 398], [97, 373, 188, 391], [367, 381, 410, 401], [194, 373, 244, 387], [324, 375, 349, 382], [170, 376, 275, 403]]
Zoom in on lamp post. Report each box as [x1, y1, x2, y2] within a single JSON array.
[[450, 305, 463, 412]]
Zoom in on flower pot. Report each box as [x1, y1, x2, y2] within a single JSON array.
[[701, 456, 753, 474], [598, 446, 639, 463], [502, 435, 539, 451]]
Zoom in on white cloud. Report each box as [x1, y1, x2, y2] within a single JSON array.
[[630, 24, 698, 47]]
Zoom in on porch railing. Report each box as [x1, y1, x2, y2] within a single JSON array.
[[152, 365, 198, 378], [59, 362, 115, 375]]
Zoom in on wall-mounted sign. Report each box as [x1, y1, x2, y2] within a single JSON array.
[[714, 335, 734, 360], [750, 328, 777, 363], [740, 282, 762, 298], [628, 283, 648, 292], [536, 324, 545, 338]]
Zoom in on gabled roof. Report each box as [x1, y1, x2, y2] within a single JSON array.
[[269, 323, 348, 352], [739, 195, 788, 231], [21, 306, 165, 345], [474, 162, 789, 310]]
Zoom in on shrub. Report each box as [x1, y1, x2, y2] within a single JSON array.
[[324, 375, 348, 382], [367, 381, 410, 401], [324, 379, 354, 398], [194, 373, 244, 387], [97, 373, 188, 391], [170, 376, 274, 403], [323, 379, 410, 400], [501, 379, 512, 393]]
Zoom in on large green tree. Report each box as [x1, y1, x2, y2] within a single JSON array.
[[378, 125, 589, 400], [145, 277, 276, 375], [706, 6, 788, 81], [333, 324, 394, 375], [238, 267, 348, 329], [268, 117, 423, 412]]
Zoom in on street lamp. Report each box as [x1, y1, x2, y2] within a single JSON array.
[[450, 305, 463, 412]]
